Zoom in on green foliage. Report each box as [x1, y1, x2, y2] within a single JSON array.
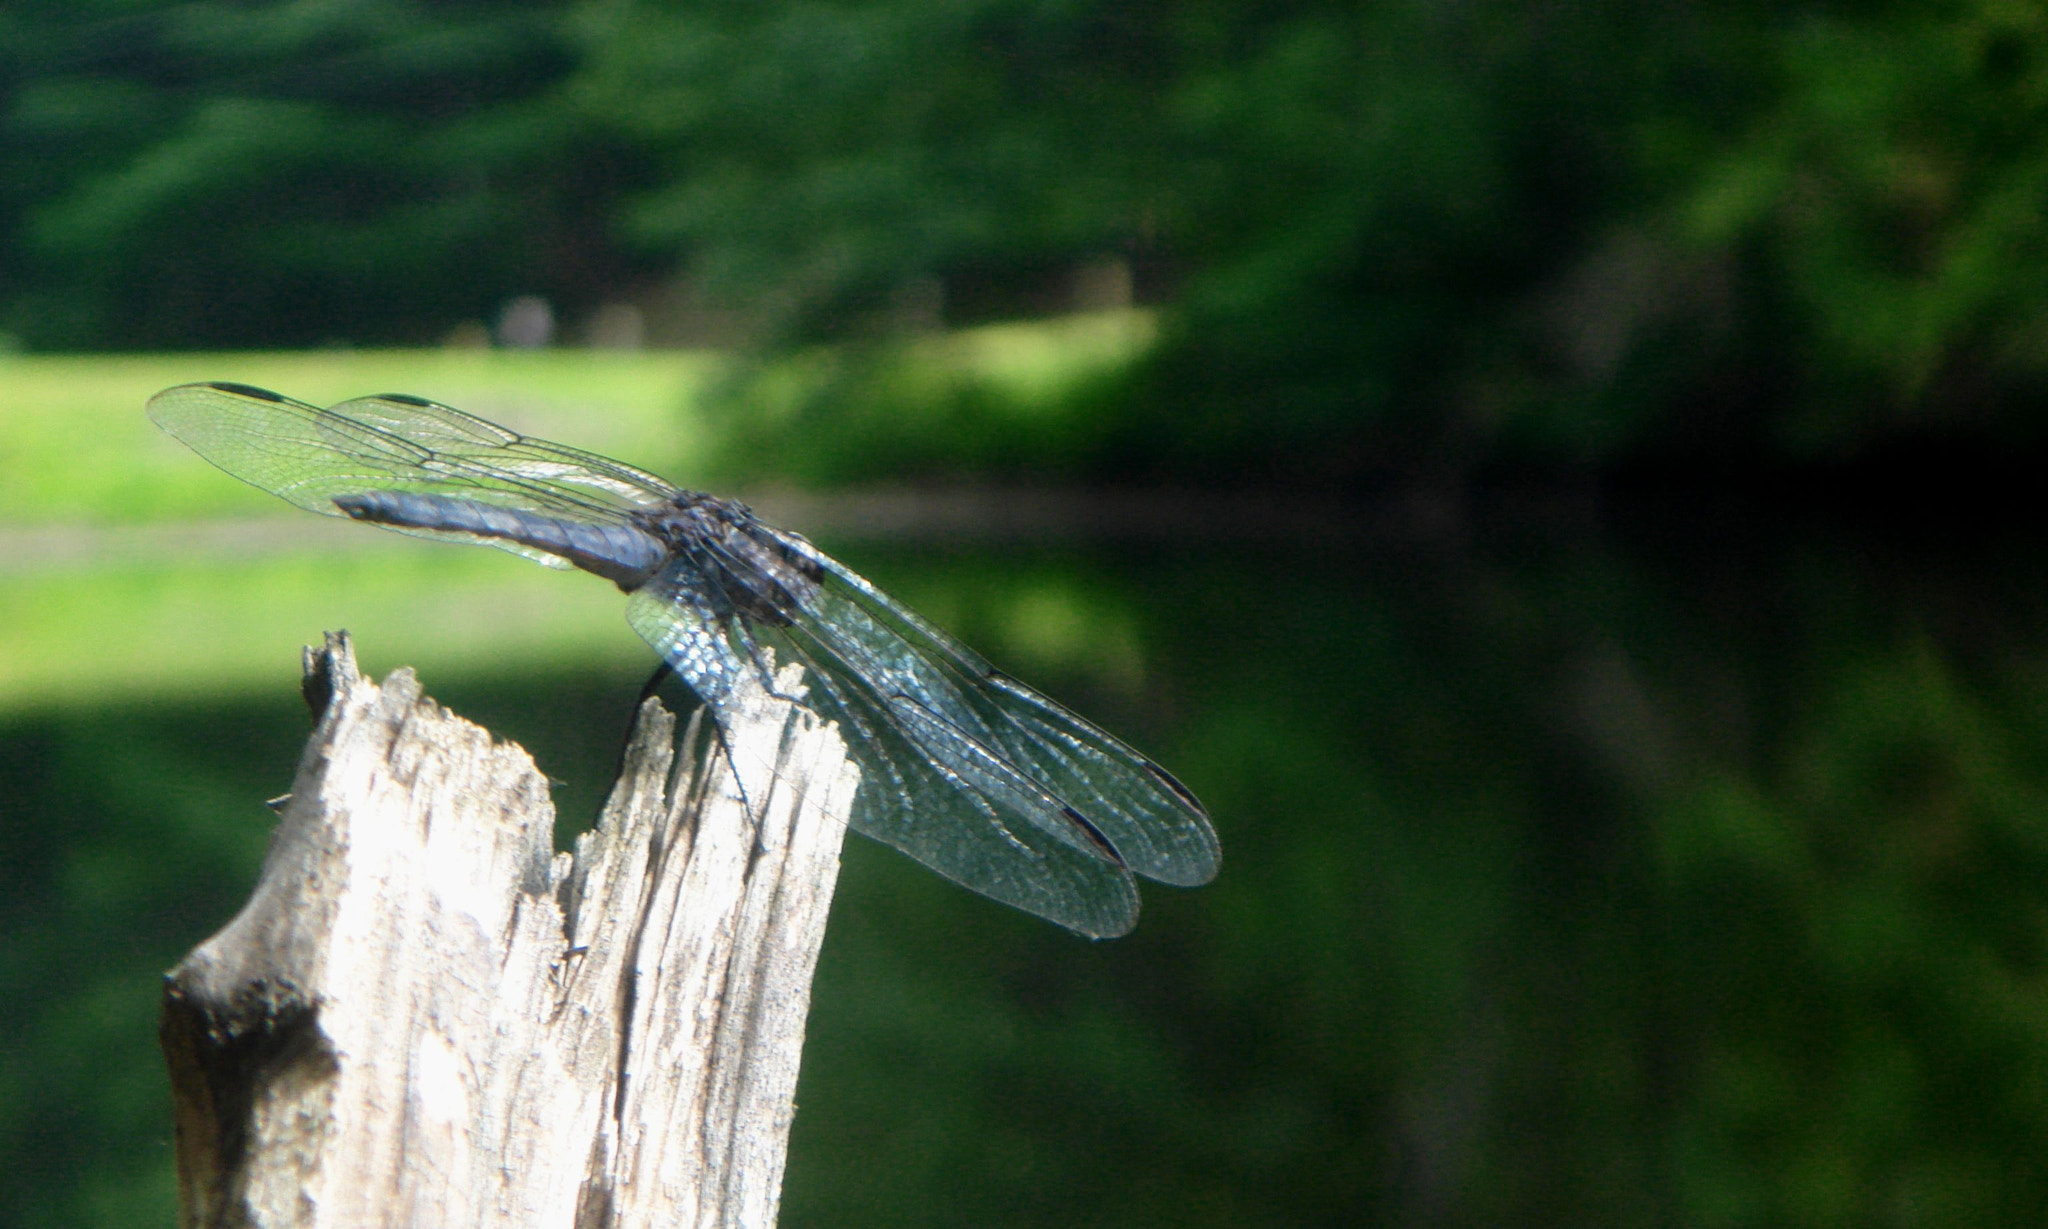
[[1661, 2, 2048, 457], [1646, 585, 2048, 1224], [0, 699, 304, 1228], [569, 0, 1186, 322], [701, 311, 1158, 483], [7, 2, 2048, 464], [2, 1, 612, 348]]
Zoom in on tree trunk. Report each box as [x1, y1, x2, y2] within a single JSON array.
[[160, 632, 858, 1228]]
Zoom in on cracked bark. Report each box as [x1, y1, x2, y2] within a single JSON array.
[[161, 632, 857, 1228]]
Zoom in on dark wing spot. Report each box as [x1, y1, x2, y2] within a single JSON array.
[[1144, 760, 1208, 814], [1064, 804, 1126, 864], [376, 393, 436, 406], [207, 381, 288, 402]]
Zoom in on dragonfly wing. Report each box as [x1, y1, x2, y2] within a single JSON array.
[[147, 382, 677, 569], [625, 555, 1142, 938], [772, 617, 1144, 938], [773, 537, 1220, 888], [325, 393, 682, 512], [623, 556, 752, 719]]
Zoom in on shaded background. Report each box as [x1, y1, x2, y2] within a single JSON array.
[[3, 2, 2048, 1225]]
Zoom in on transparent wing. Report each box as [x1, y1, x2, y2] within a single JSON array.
[[146, 382, 678, 568], [626, 555, 1145, 938], [673, 525, 1217, 920], [777, 537, 1220, 888]]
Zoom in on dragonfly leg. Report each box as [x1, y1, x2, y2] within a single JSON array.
[[730, 616, 808, 708], [702, 716, 769, 832]]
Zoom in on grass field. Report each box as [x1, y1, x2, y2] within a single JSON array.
[[0, 348, 729, 525]]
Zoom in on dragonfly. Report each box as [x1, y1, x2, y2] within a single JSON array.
[[147, 382, 1219, 938]]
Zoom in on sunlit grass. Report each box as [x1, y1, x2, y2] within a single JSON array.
[[0, 348, 728, 524], [700, 309, 1158, 482], [0, 540, 648, 711]]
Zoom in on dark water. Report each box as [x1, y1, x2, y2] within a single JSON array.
[[4, 500, 2044, 1227]]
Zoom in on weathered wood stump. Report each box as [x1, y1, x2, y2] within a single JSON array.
[[160, 632, 858, 1228]]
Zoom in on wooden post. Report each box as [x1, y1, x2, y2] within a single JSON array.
[[160, 632, 858, 1228]]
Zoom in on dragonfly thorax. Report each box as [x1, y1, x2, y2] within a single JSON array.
[[635, 493, 823, 627]]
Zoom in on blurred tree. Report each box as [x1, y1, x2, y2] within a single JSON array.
[[0, 0, 651, 348], [6, 1, 2048, 472], [567, 0, 1188, 333], [570, 0, 2048, 479], [1657, 2, 2048, 461]]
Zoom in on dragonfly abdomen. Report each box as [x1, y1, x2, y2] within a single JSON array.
[[335, 491, 667, 590]]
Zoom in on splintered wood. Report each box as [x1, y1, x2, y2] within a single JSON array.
[[160, 632, 858, 1229]]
